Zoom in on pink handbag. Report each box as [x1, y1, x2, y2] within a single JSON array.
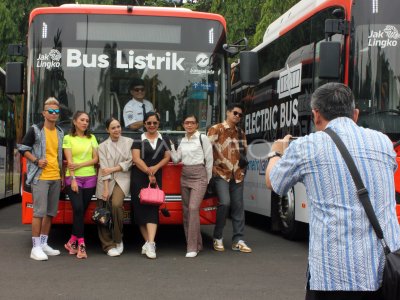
[[139, 183, 165, 206]]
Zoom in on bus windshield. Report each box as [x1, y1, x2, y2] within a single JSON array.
[[351, 1, 400, 141], [27, 13, 226, 139]]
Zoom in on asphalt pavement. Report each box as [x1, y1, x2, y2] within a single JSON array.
[[0, 201, 308, 300]]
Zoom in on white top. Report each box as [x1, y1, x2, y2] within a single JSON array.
[[123, 98, 154, 129], [141, 132, 163, 150], [170, 131, 213, 182]]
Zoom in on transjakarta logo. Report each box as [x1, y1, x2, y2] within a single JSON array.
[[36, 49, 213, 73], [368, 25, 400, 48], [277, 63, 302, 99], [36, 49, 62, 69]]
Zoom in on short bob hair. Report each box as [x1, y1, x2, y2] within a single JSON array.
[[144, 111, 160, 123], [310, 82, 355, 121]]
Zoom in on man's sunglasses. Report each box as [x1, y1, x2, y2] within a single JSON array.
[[133, 88, 145, 92], [232, 111, 243, 118], [46, 109, 60, 114], [145, 121, 159, 126]]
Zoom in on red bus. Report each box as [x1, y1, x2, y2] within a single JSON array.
[[9, 4, 228, 225], [233, 0, 400, 239]]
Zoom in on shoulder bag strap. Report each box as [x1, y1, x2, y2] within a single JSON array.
[[324, 127, 391, 253], [199, 134, 206, 165]]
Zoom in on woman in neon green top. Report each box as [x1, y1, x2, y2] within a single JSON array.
[[63, 111, 99, 259]]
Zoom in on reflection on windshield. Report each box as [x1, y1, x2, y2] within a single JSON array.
[[352, 24, 400, 140], [30, 46, 223, 138]]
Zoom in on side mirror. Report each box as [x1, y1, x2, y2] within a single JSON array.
[[319, 42, 341, 80], [239, 51, 259, 85], [6, 62, 24, 94]]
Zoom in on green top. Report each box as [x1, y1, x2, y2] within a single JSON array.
[[63, 134, 98, 177]]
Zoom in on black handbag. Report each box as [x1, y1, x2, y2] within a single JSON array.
[[325, 127, 400, 300], [92, 200, 112, 227]]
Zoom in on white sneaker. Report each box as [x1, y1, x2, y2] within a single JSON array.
[[30, 247, 48, 261], [107, 248, 120, 257], [116, 242, 124, 255], [42, 244, 61, 256], [185, 251, 198, 258], [145, 242, 156, 259], [141, 241, 148, 255]]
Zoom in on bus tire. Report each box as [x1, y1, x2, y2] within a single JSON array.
[[278, 187, 307, 240]]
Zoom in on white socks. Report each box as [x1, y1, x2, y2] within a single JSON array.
[[32, 234, 48, 248]]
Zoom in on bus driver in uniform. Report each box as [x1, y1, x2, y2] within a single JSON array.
[[123, 78, 154, 132]]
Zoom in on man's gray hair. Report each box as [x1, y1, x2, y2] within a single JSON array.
[[310, 83, 355, 121]]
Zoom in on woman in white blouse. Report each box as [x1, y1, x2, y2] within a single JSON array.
[[171, 115, 213, 258]]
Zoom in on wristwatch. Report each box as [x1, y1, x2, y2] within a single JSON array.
[[267, 151, 282, 162], [33, 158, 39, 166]]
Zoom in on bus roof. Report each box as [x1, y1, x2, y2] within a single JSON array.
[[253, 0, 350, 52], [29, 4, 226, 29]]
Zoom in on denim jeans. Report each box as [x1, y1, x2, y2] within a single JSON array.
[[213, 176, 245, 243]]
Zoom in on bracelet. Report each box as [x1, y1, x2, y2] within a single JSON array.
[[71, 175, 76, 180]]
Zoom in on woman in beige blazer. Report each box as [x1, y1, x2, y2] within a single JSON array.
[[95, 118, 133, 257]]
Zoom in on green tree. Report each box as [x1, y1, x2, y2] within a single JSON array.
[[210, 0, 264, 49]]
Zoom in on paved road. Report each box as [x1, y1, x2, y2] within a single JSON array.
[[0, 201, 308, 300]]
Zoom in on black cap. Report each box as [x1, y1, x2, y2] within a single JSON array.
[[129, 78, 145, 90]]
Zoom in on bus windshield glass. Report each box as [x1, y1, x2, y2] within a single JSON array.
[[27, 13, 226, 139], [351, 1, 400, 141]]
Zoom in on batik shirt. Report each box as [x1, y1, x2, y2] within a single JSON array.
[[207, 121, 247, 183]]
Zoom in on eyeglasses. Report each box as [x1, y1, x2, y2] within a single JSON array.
[[232, 111, 243, 118], [133, 88, 145, 92], [183, 121, 197, 125], [46, 109, 60, 114], [145, 121, 159, 126]]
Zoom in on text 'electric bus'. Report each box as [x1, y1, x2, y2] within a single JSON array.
[[232, 0, 400, 239], [0, 67, 21, 203], [8, 4, 229, 225]]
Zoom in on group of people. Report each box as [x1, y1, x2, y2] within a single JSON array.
[[18, 78, 252, 261], [19, 80, 400, 298]]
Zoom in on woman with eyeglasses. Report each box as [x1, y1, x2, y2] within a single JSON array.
[[63, 111, 99, 259], [95, 118, 133, 257], [170, 115, 213, 258], [131, 112, 171, 259]]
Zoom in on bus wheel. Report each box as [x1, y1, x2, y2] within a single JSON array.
[[278, 188, 306, 240]]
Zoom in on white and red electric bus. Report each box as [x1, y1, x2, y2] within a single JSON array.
[[9, 4, 228, 224], [233, 0, 400, 239]]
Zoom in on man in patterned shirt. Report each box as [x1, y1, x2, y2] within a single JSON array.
[[207, 103, 252, 253], [266, 83, 400, 299]]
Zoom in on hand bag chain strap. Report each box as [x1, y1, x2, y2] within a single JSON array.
[[324, 127, 391, 255]]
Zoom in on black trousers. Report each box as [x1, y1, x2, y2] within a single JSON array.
[[305, 288, 383, 300], [66, 186, 96, 238]]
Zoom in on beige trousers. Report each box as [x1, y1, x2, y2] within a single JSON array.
[[97, 184, 125, 252]]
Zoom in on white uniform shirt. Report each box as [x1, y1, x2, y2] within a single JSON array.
[[171, 131, 213, 182], [123, 98, 154, 129]]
